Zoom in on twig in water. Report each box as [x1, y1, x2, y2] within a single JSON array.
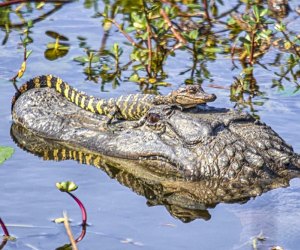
[[63, 211, 78, 250]]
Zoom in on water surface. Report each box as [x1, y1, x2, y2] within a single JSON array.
[[0, 1, 300, 249]]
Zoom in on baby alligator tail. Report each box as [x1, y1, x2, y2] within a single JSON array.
[[11, 75, 107, 115]]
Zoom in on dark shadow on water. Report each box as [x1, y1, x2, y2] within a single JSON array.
[[10, 123, 297, 223]]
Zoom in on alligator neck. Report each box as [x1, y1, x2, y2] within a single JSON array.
[[153, 95, 172, 105]]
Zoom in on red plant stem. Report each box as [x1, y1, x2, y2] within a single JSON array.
[[67, 192, 87, 226], [202, 0, 211, 25], [75, 224, 87, 243], [0, 218, 9, 237], [160, 8, 187, 45], [0, 0, 72, 7], [108, 18, 145, 49]]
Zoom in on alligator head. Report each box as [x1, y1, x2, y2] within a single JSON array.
[[156, 85, 217, 108]]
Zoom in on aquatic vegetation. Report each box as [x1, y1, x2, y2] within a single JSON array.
[[0, 217, 15, 248], [0, 217, 9, 237], [44, 30, 70, 61], [0, 146, 14, 165], [1, 0, 299, 114], [56, 181, 87, 245], [56, 181, 87, 227]]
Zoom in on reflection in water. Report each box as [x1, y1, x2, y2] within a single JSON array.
[[44, 30, 70, 61], [11, 123, 295, 223]]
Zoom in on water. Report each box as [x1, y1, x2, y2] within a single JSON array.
[[1, 1, 300, 249]]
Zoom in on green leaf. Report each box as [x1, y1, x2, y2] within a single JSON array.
[[239, 37, 250, 44], [133, 22, 144, 29], [129, 73, 139, 82], [186, 4, 201, 9], [242, 67, 254, 75], [0, 146, 14, 165], [259, 8, 268, 17], [155, 81, 171, 86], [253, 5, 260, 21], [124, 26, 136, 33], [188, 30, 199, 40], [26, 50, 33, 59], [252, 101, 264, 106], [73, 56, 89, 63], [274, 23, 285, 32], [132, 64, 145, 71], [203, 47, 223, 53], [113, 5, 119, 16]]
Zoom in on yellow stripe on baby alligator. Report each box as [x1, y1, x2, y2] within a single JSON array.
[[96, 100, 105, 114], [46, 75, 52, 87], [122, 95, 132, 119], [34, 77, 41, 88], [116, 95, 123, 107], [80, 95, 86, 108], [70, 89, 76, 102], [87, 98, 95, 113], [75, 92, 81, 105], [63, 84, 70, 100], [55, 78, 63, 93], [127, 94, 139, 118]]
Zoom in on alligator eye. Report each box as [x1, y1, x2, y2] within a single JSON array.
[[187, 85, 198, 94], [147, 113, 160, 124]]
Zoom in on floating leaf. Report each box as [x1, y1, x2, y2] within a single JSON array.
[[0, 146, 14, 165]]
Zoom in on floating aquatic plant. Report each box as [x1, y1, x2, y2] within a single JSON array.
[[56, 181, 87, 227]]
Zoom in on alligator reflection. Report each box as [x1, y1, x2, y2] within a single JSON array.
[[11, 123, 292, 223]]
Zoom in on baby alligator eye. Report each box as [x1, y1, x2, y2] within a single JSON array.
[[187, 85, 199, 94], [147, 113, 160, 124]]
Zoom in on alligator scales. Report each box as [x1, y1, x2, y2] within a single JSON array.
[[12, 75, 216, 123]]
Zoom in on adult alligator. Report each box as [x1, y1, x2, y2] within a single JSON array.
[[11, 76, 300, 184]]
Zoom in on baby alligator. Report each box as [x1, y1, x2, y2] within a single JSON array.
[[11, 75, 216, 123]]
